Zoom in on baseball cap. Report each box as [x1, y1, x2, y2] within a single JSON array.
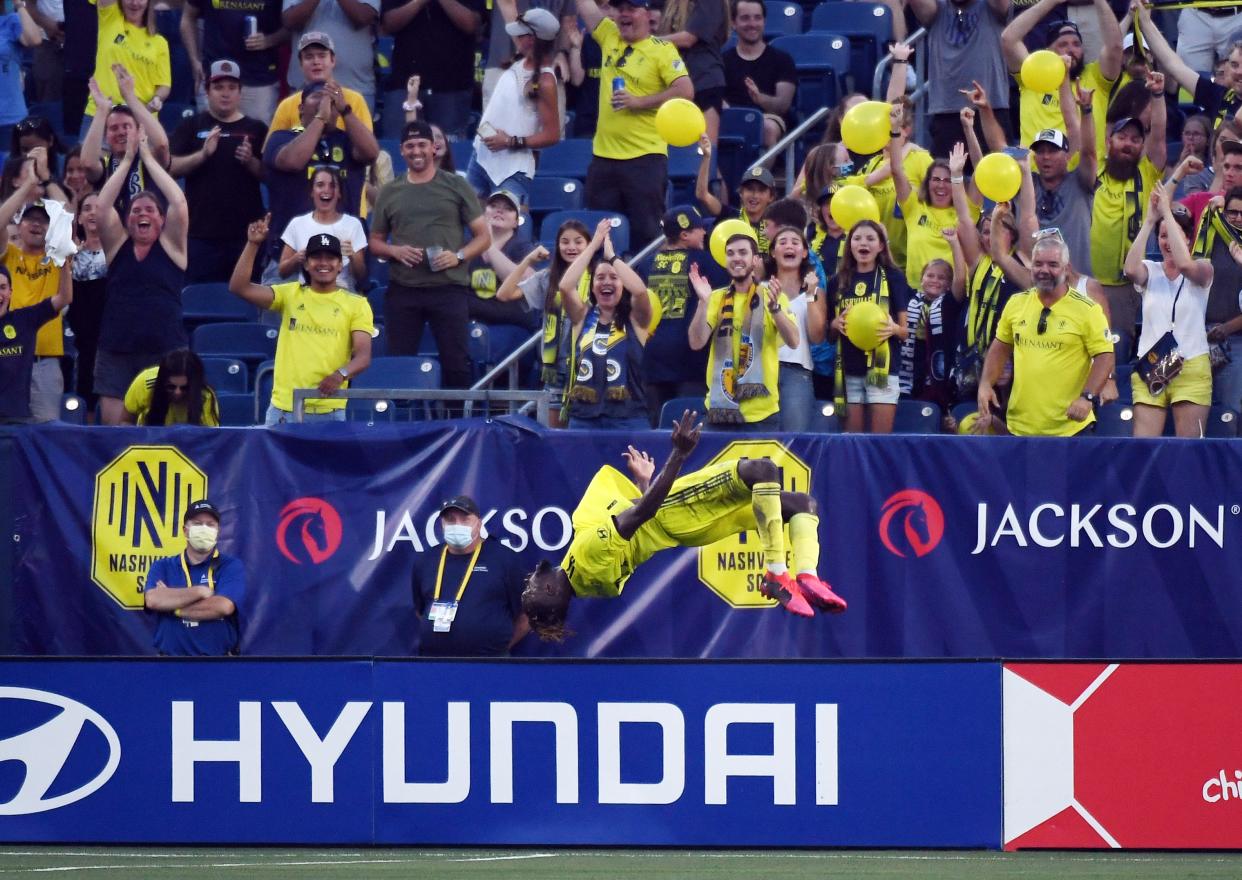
[[185, 499, 221, 523], [505, 7, 561, 40], [661, 204, 704, 238], [487, 189, 521, 212], [1122, 32, 1135, 52], [208, 59, 242, 82], [305, 233, 342, 257], [439, 495, 481, 517], [297, 31, 335, 54], [1110, 116, 1145, 137], [614, 0, 651, 7], [1045, 19, 1081, 46], [401, 119, 435, 143], [740, 165, 776, 190], [18, 200, 49, 223], [1031, 128, 1069, 151]]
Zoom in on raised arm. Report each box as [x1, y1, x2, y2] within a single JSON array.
[[49, 253, 74, 311], [991, 204, 1033, 289], [943, 227, 967, 301], [81, 79, 113, 184], [1000, 0, 1058, 73], [0, 172, 39, 252], [114, 64, 170, 168], [1073, 83, 1098, 187], [229, 214, 278, 308], [96, 133, 137, 259], [887, 111, 912, 204], [694, 134, 722, 216], [1134, 0, 1197, 95], [15, 0, 42, 46], [497, 246, 549, 301], [886, 42, 912, 103], [687, 262, 716, 350], [612, 411, 702, 540], [1160, 188, 1214, 287], [960, 106, 984, 170], [559, 218, 611, 325], [575, 0, 605, 36], [1123, 189, 1157, 288], [139, 136, 188, 260], [604, 234, 654, 330], [1144, 70, 1167, 172], [180, 2, 204, 96], [1094, 0, 1123, 83]]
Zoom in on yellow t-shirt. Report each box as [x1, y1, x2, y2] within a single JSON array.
[[702, 283, 792, 423], [592, 18, 688, 160], [85, 1, 171, 117], [122, 365, 221, 425], [1018, 60, 1115, 148], [844, 147, 933, 271], [268, 88, 375, 138], [1090, 156, 1163, 285], [899, 192, 977, 290], [995, 288, 1112, 437], [267, 282, 374, 413], [3, 244, 62, 357]]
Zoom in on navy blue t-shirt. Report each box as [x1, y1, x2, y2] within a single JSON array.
[[0, 300, 55, 420], [412, 539, 526, 657], [188, 0, 283, 86], [828, 266, 912, 376], [634, 246, 726, 385], [145, 551, 246, 656]]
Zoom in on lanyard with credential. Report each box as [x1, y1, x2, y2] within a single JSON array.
[[180, 551, 216, 591], [432, 542, 483, 602]]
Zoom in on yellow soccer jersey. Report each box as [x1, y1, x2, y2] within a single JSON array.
[[995, 288, 1112, 436], [703, 284, 792, 423], [86, 1, 171, 116], [848, 147, 933, 271], [123, 365, 221, 426], [900, 192, 978, 289], [268, 282, 374, 412], [1090, 156, 1163, 285], [593, 18, 689, 160], [269, 88, 374, 137], [4, 244, 61, 357], [1018, 61, 1115, 148]]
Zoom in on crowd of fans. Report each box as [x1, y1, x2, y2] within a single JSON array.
[[2, 0, 1242, 437]]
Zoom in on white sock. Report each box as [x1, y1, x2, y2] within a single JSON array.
[[798, 569, 816, 577], [767, 563, 788, 575]]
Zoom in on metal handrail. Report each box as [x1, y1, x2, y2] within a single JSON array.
[[292, 387, 551, 423], [751, 105, 833, 196]]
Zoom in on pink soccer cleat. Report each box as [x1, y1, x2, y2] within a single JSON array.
[[759, 570, 814, 618], [797, 573, 847, 614]]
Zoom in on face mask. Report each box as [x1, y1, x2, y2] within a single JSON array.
[[836, 161, 855, 176], [443, 524, 475, 548], [186, 523, 218, 553]]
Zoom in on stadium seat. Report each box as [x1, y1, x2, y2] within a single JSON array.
[[60, 393, 88, 425], [481, 323, 539, 382], [808, 400, 840, 433], [1114, 364, 1134, 405], [351, 355, 442, 390], [450, 140, 474, 171], [192, 322, 279, 365], [527, 176, 584, 217], [1205, 405, 1239, 438], [539, 210, 630, 255], [808, 2, 893, 90], [467, 321, 490, 372], [950, 401, 977, 428], [347, 398, 396, 424], [538, 138, 595, 180], [1095, 404, 1135, 437], [370, 325, 388, 358], [772, 34, 849, 116], [667, 145, 715, 206], [659, 396, 704, 428], [718, 108, 765, 192], [255, 359, 275, 422], [367, 286, 386, 324], [764, 0, 804, 36], [893, 399, 940, 434], [215, 392, 257, 427], [182, 283, 258, 325], [158, 101, 194, 132], [201, 357, 249, 394]]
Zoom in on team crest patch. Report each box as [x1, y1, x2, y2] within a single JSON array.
[[2, 325, 14, 340], [854, 282, 866, 296]]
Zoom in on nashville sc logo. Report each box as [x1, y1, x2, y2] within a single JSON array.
[[878, 489, 945, 558], [276, 497, 343, 565]]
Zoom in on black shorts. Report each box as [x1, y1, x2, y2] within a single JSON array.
[[94, 349, 160, 399], [694, 87, 725, 114]]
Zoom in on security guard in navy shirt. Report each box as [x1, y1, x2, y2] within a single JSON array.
[[143, 500, 246, 656], [413, 495, 529, 656]]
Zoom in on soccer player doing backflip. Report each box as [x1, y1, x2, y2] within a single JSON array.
[[522, 411, 846, 641]]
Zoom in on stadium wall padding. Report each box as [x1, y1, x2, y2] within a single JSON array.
[[7, 421, 1242, 658]]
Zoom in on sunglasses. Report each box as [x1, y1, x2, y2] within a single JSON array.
[[1033, 227, 1063, 241], [616, 45, 634, 68], [15, 117, 47, 133], [1037, 306, 1051, 335]]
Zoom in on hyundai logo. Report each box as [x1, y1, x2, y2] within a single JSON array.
[[0, 687, 120, 815]]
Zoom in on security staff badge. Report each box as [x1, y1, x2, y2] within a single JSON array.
[[428, 600, 459, 632]]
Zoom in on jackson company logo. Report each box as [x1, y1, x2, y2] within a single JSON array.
[[878, 490, 945, 558], [0, 688, 121, 815], [276, 497, 344, 565]]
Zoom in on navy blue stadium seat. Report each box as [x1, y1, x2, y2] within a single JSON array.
[[659, 396, 704, 428], [718, 108, 765, 192], [893, 399, 940, 434], [764, 0, 804, 36], [347, 398, 396, 424], [450, 140, 474, 171], [351, 355, 442, 390], [667, 144, 714, 195], [182, 283, 258, 325], [216, 392, 258, 426], [1206, 405, 1239, 438], [60, 393, 87, 425], [192, 322, 279, 365], [539, 210, 630, 255], [808, 400, 840, 433], [1095, 404, 1135, 437], [467, 320, 490, 372], [369, 325, 387, 358], [951, 401, 977, 428], [480, 323, 539, 383], [201, 357, 249, 394], [367, 286, 386, 324], [809, 2, 893, 90], [539, 138, 595, 180], [255, 359, 275, 421], [527, 176, 584, 216], [1114, 364, 1134, 405], [772, 33, 849, 116], [158, 102, 195, 132]]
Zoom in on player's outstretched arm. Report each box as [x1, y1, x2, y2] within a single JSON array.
[[613, 411, 702, 540]]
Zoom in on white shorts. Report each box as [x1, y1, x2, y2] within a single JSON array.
[[844, 373, 901, 405]]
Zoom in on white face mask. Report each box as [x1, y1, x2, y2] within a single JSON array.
[[443, 523, 475, 549], [186, 522, 219, 553]]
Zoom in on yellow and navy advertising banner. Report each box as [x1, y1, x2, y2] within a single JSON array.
[[0, 658, 1002, 846], [6, 421, 1242, 658]]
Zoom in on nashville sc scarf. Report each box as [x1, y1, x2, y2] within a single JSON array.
[[707, 284, 773, 423]]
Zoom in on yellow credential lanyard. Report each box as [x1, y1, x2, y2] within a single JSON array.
[[180, 550, 217, 591], [432, 542, 483, 602]]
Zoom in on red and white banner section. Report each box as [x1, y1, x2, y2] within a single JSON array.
[[1004, 663, 1242, 849]]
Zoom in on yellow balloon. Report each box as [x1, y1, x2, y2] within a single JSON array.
[[974, 152, 1022, 203], [655, 98, 707, 147], [709, 218, 759, 267], [957, 411, 998, 435], [829, 184, 881, 232], [1021, 49, 1066, 93], [840, 100, 892, 155], [844, 300, 887, 351]]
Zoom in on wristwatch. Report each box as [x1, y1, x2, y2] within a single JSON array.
[[454, 249, 465, 263], [337, 367, 350, 380], [1081, 391, 1097, 404]]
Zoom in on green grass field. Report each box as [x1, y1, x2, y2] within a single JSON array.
[[2, 848, 1241, 879]]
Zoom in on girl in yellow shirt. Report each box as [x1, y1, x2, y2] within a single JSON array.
[[86, 0, 170, 118]]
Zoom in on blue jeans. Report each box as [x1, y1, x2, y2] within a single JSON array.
[[382, 88, 472, 140], [465, 154, 531, 206], [778, 363, 814, 432], [1211, 334, 1242, 413], [265, 404, 347, 426]]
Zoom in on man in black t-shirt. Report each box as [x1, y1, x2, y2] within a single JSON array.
[[634, 205, 727, 425], [170, 61, 269, 284], [0, 261, 73, 424], [412, 495, 529, 657], [379, 0, 486, 140], [722, 0, 796, 148]]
